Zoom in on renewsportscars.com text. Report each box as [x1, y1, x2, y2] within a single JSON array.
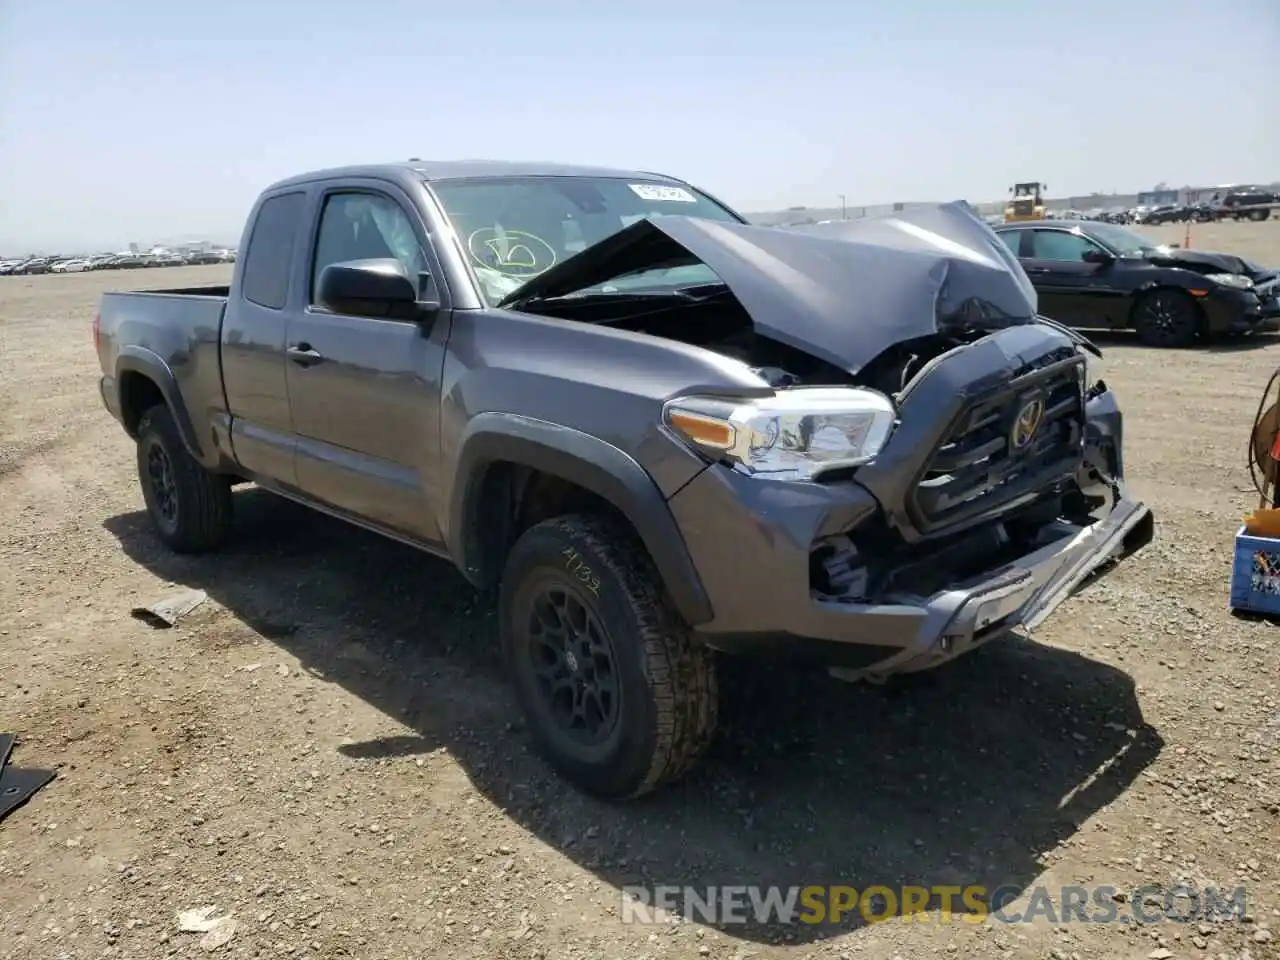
[[620, 884, 1249, 926]]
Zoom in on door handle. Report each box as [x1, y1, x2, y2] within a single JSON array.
[[1025, 267, 1051, 274], [287, 344, 324, 367]]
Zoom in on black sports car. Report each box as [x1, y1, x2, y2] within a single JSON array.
[[992, 221, 1280, 346]]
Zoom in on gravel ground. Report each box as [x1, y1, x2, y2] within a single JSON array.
[[1, 219, 1278, 960]]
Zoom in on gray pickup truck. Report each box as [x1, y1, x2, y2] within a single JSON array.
[[96, 161, 1153, 798]]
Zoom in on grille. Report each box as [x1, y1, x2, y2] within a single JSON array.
[[911, 356, 1085, 534]]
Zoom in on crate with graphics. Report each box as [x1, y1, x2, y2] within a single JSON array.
[[1229, 527, 1280, 615]]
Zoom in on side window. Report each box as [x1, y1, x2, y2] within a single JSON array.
[[995, 231, 1025, 257], [1029, 230, 1101, 261], [241, 192, 305, 310], [311, 192, 427, 304]]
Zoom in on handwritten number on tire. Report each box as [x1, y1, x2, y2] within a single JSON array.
[[562, 547, 601, 596]]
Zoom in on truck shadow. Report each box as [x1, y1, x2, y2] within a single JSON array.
[[104, 491, 1162, 945]]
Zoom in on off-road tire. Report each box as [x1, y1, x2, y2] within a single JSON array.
[[499, 514, 718, 799], [1132, 288, 1200, 348], [136, 403, 233, 553]]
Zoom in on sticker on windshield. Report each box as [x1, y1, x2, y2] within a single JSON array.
[[466, 227, 557, 278], [629, 184, 697, 203]]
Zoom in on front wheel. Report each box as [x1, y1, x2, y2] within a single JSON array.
[[136, 404, 233, 553], [499, 514, 718, 799], [1132, 288, 1200, 348]]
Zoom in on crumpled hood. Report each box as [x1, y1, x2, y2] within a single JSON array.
[[1146, 247, 1247, 273], [501, 201, 1041, 375]]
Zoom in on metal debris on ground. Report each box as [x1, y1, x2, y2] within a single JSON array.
[[0, 733, 55, 824], [131, 587, 208, 628]]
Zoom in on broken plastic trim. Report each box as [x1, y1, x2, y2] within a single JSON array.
[[0, 733, 56, 824]]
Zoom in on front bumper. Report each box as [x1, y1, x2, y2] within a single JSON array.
[[666, 380, 1154, 679], [1256, 279, 1280, 323], [1199, 285, 1279, 334], [863, 491, 1153, 678]]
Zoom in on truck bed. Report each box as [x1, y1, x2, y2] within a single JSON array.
[[96, 288, 231, 449]]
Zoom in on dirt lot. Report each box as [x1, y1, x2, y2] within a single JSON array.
[[1, 219, 1278, 960]]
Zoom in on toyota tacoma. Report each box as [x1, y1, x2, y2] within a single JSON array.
[[95, 161, 1154, 798]]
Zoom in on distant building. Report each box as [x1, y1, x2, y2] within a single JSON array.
[[1136, 189, 1179, 206]]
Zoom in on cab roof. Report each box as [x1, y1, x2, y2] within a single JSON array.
[[265, 159, 689, 192]]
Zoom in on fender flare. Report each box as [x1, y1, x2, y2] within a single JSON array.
[[115, 346, 208, 463], [449, 413, 713, 626]]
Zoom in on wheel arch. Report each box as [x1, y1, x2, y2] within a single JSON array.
[[115, 347, 209, 462], [448, 413, 714, 627]]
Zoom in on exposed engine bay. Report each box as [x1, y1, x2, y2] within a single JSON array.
[[517, 285, 990, 397]]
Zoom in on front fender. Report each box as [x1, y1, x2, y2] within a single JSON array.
[[115, 346, 211, 465], [448, 412, 713, 626]]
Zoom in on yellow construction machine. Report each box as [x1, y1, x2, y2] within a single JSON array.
[[1005, 182, 1047, 222]]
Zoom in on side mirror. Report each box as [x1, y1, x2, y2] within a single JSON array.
[[1082, 249, 1114, 265], [317, 259, 439, 320], [1169, 242, 1181, 249]]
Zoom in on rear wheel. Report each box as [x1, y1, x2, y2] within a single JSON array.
[[136, 404, 233, 553], [1248, 208, 1270, 222], [499, 514, 718, 799], [1132, 289, 1200, 348]]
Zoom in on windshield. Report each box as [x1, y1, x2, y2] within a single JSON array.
[[1087, 223, 1167, 257], [428, 176, 742, 304]]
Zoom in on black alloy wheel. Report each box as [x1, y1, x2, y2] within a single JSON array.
[[522, 577, 622, 749], [144, 437, 180, 533], [1132, 289, 1199, 348]]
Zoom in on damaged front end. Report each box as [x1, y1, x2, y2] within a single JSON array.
[[659, 323, 1155, 681], [812, 364, 1155, 681], [507, 202, 1153, 677]]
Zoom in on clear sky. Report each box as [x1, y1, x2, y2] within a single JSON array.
[[1, 0, 1276, 252]]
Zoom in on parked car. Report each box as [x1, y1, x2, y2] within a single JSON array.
[[992, 221, 1280, 346], [95, 161, 1153, 798], [1137, 204, 1191, 225], [1210, 187, 1279, 222]]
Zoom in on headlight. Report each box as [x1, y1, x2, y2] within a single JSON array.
[[1206, 273, 1254, 289], [663, 387, 897, 481]]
